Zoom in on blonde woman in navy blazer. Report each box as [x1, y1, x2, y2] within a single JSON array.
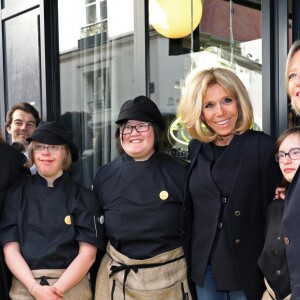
[[280, 40, 300, 300], [178, 68, 281, 300]]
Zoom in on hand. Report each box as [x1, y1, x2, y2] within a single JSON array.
[[31, 283, 63, 300], [274, 186, 286, 200]]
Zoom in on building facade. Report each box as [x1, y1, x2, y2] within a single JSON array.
[[0, 0, 297, 186]]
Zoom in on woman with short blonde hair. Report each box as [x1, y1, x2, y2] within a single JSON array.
[[178, 67, 253, 143], [178, 67, 281, 300]]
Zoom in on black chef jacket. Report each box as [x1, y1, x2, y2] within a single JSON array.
[[0, 172, 104, 270], [258, 199, 290, 299], [93, 151, 187, 259], [0, 142, 28, 300]]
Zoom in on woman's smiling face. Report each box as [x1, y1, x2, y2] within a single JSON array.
[[202, 83, 238, 145], [288, 49, 300, 114], [120, 120, 155, 161], [33, 142, 66, 181]]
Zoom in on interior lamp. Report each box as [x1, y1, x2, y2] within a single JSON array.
[[149, 0, 203, 39]]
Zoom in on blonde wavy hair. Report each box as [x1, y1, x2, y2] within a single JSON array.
[[177, 67, 253, 143], [285, 40, 300, 115], [285, 40, 300, 95]]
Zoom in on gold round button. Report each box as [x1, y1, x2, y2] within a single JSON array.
[[159, 190, 169, 200], [64, 215, 71, 225]]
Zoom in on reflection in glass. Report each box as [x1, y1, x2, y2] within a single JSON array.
[[149, 0, 262, 157], [58, 0, 134, 186], [86, 5, 97, 25]]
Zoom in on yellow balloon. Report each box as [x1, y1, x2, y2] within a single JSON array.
[[150, 0, 203, 39]]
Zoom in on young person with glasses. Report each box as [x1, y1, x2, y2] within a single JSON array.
[[0, 121, 104, 300], [92, 95, 192, 299], [258, 127, 300, 300]]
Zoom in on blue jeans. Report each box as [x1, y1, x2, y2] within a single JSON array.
[[196, 266, 246, 300]]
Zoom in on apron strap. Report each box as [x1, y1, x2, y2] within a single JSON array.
[[267, 291, 276, 300], [109, 255, 184, 300]]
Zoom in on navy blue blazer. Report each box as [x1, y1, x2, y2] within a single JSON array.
[[182, 130, 282, 300], [283, 166, 300, 299]]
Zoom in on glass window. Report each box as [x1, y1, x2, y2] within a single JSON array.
[[86, 4, 97, 25], [85, 0, 107, 26], [58, 0, 134, 187], [149, 0, 262, 158], [3, 8, 42, 117], [100, 1, 108, 21]]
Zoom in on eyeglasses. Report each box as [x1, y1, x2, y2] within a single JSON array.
[[275, 148, 300, 162], [33, 144, 64, 153], [121, 122, 152, 135]]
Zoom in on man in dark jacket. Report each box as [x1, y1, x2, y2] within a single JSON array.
[[0, 140, 27, 299]]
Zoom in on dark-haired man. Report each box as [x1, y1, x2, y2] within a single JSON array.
[[6, 102, 41, 174]]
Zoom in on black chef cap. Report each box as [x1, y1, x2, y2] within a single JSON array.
[[115, 95, 166, 132], [27, 121, 79, 162]]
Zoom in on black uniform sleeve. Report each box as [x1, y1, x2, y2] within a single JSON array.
[[0, 181, 24, 245], [72, 184, 106, 250], [0, 144, 28, 212]]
